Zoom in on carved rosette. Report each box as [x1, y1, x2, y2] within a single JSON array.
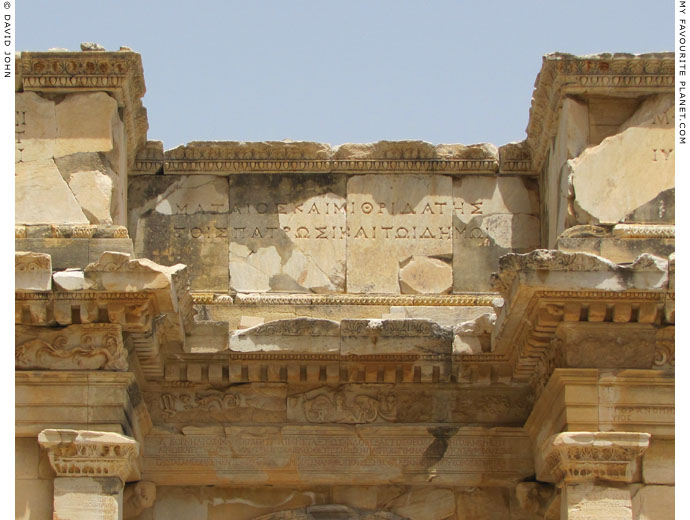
[[545, 432, 649, 484], [38, 429, 139, 483]]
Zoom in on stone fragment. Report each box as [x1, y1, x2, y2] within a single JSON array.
[[347, 174, 452, 293], [80, 41, 105, 51], [453, 312, 495, 354], [55, 92, 119, 157], [398, 256, 452, 294], [53, 269, 95, 291], [15, 92, 57, 162], [563, 482, 633, 520], [16, 159, 89, 224], [386, 488, 455, 520], [570, 94, 674, 225], [67, 169, 114, 224], [15, 251, 52, 291], [229, 318, 340, 353]]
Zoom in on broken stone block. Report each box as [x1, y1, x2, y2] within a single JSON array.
[[398, 256, 452, 294], [15, 92, 57, 163], [53, 269, 95, 291], [54, 92, 119, 157], [16, 251, 52, 291], [238, 316, 265, 329], [570, 94, 674, 225], [386, 488, 456, 520], [16, 159, 89, 225], [227, 174, 347, 293], [347, 174, 452, 294], [341, 319, 453, 356]]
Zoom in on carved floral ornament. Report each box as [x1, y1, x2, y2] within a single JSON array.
[[545, 432, 650, 484], [38, 429, 140, 483]]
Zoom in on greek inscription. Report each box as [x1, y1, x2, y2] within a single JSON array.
[[174, 223, 227, 241], [652, 148, 674, 161]]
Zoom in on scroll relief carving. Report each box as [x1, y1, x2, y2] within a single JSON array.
[[158, 387, 285, 419], [298, 388, 398, 424], [15, 324, 127, 371]]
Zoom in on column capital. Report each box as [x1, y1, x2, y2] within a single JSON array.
[[545, 432, 650, 485], [38, 429, 139, 483]]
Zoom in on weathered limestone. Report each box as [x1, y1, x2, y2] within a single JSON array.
[[15, 49, 675, 519], [569, 94, 674, 226], [39, 429, 140, 520], [347, 174, 452, 293]]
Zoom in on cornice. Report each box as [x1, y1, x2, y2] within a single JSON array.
[[17, 50, 148, 168], [526, 52, 675, 173], [192, 292, 502, 307], [132, 140, 536, 175]]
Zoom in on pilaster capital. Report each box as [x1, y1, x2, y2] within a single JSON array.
[[38, 429, 139, 483], [545, 432, 650, 484]]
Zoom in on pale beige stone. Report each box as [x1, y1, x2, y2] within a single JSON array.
[[16, 251, 52, 291], [347, 174, 452, 293], [398, 256, 452, 294], [55, 92, 119, 157], [67, 170, 114, 224], [631, 485, 674, 520], [153, 176, 229, 216], [331, 487, 378, 510], [16, 159, 89, 224], [570, 95, 674, 225], [53, 269, 96, 291], [386, 488, 455, 520], [15, 92, 57, 162], [53, 477, 123, 520], [152, 491, 208, 520], [453, 176, 539, 224], [387, 305, 494, 328], [238, 316, 265, 329], [123, 481, 156, 519], [642, 440, 674, 484], [563, 482, 633, 520], [341, 319, 452, 355]]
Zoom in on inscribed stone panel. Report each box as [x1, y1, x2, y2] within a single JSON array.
[[227, 174, 346, 293], [346, 174, 453, 294], [128, 175, 229, 291], [452, 176, 540, 292]]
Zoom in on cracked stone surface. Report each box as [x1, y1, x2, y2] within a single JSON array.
[[570, 94, 675, 225]]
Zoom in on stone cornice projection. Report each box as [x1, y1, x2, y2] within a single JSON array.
[[132, 140, 535, 175], [17, 49, 148, 168], [526, 52, 674, 172], [545, 432, 650, 484], [487, 250, 673, 389], [38, 429, 140, 483]]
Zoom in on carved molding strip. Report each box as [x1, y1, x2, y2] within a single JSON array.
[[38, 429, 139, 483], [193, 292, 502, 307], [15, 224, 129, 239], [526, 52, 674, 172], [612, 224, 675, 239]]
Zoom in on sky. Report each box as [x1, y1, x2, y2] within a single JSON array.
[[18, 1, 674, 150]]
